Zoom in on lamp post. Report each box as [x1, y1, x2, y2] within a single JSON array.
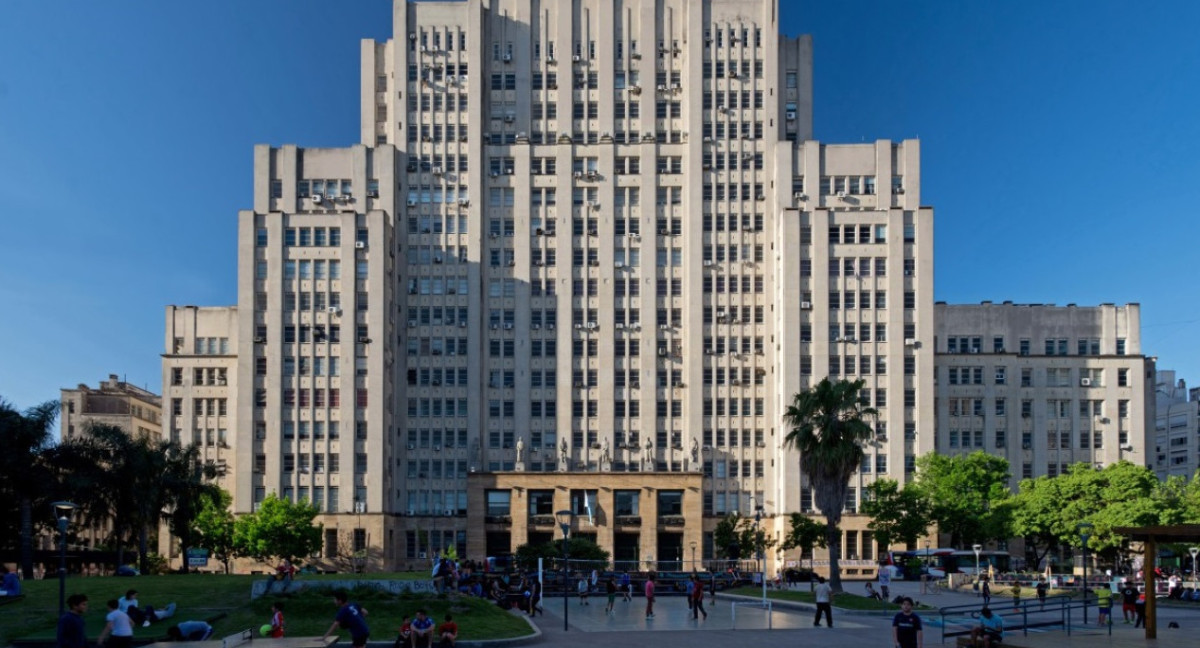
[[1078, 522, 1093, 623], [755, 502, 766, 605], [1189, 548, 1198, 589], [555, 510, 573, 632], [972, 544, 983, 591], [690, 540, 698, 573], [52, 501, 77, 617]]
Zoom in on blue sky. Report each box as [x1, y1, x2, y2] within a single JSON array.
[[2, 0, 1198, 420]]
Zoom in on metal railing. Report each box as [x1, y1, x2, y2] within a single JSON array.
[[938, 594, 1107, 643]]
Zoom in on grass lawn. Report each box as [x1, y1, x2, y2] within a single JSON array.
[[727, 586, 927, 611], [1, 574, 531, 646]]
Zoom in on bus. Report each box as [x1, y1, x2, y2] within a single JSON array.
[[882, 548, 1011, 579]]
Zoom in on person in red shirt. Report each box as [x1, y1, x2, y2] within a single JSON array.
[[644, 573, 657, 619], [269, 602, 285, 638], [437, 613, 458, 648]]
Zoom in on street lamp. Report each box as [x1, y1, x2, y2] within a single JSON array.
[[972, 544, 983, 590], [555, 510, 573, 632], [1078, 522, 1093, 623], [690, 540, 698, 573], [52, 501, 77, 617], [755, 502, 766, 605], [1189, 547, 1198, 588]]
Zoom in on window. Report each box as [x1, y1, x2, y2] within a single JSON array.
[[657, 490, 683, 515], [528, 489, 554, 515], [614, 490, 640, 516], [485, 490, 511, 516]]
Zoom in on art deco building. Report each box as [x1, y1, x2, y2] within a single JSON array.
[[1152, 369, 1200, 481], [169, 0, 936, 574]]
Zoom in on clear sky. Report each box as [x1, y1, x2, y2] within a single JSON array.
[[2, 0, 1198, 422]]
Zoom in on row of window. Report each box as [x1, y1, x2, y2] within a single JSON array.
[[945, 397, 1130, 419], [943, 366, 1131, 387], [945, 335, 1128, 356]]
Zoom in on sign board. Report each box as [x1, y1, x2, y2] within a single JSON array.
[[187, 548, 209, 568]]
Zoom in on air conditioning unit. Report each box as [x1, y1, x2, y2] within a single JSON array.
[[1099, 417, 1111, 424], [995, 439, 1006, 448], [731, 379, 741, 386], [574, 381, 586, 388], [660, 324, 670, 330], [407, 198, 418, 206], [836, 191, 847, 198], [504, 323, 514, 330], [572, 55, 582, 62], [800, 301, 813, 310], [586, 322, 597, 329], [657, 84, 668, 92], [253, 336, 265, 343], [328, 306, 341, 315], [502, 53, 512, 62], [970, 347, 981, 354], [904, 338, 917, 346], [444, 509, 455, 516], [358, 337, 371, 343], [367, 190, 379, 198], [355, 241, 367, 249], [408, 319, 417, 327], [459, 321, 468, 328], [311, 193, 323, 203], [503, 114, 515, 123], [505, 168, 515, 175], [660, 229, 671, 236], [728, 70, 738, 78], [786, 111, 796, 121], [1021, 442, 1031, 450], [614, 261, 625, 269], [703, 260, 713, 267], [1080, 378, 1092, 387], [490, 323, 499, 330], [615, 322, 625, 330], [658, 348, 668, 357], [432, 166, 443, 175]]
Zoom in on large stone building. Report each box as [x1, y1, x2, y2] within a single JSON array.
[[934, 302, 1155, 484], [59, 374, 163, 549], [1152, 369, 1200, 480], [167, 0, 936, 574]]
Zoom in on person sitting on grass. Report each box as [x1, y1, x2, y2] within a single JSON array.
[[865, 582, 882, 600], [0, 565, 21, 596], [437, 613, 458, 648], [969, 607, 1004, 648], [167, 622, 214, 642], [393, 615, 412, 648]]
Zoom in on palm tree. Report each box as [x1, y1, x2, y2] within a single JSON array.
[[782, 378, 876, 593], [161, 444, 221, 573], [0, 398, 59, 579]]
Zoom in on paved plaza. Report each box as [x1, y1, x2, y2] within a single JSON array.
[[518, 579, 1200, 648]]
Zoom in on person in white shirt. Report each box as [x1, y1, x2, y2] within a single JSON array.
[[879, 567, 892, 601], [813, 576, 834, 627], [98, 599, 135, 648]]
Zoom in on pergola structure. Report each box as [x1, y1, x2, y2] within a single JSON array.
[[1112, 524, 1200, 639]]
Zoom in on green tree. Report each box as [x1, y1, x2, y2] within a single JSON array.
[[1010, 474, 1067, 568], [192, 489, 237, 573], [0, 398, 59, 579], [162, 444, 221, 573], [780, 513, 827, 572], [513, 536, 610, 571], [913, 451, 1012, 547], [233, 493, 323, 565], [782, 378, 876, 592], [713, 512, 778, 561], [861, 479, 932, 551]]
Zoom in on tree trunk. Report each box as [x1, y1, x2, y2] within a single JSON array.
[[19, 497, 34, 580], [139, 526, 149, 574], [824, 516, 843, 592]]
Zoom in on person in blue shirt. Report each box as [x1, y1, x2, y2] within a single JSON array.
[[969, 607, 1004, 648], [167, 621, 214, 642], [410, 609, 435, 648], [323, 591, 370, 648], [57, 594, 89, 648], [892, 597, 923, 648], [1, 566, 21, 596]]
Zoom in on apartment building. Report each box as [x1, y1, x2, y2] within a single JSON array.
[[168, 0, 935, 574], [934, 302, 1154, 486], [1153, 369, 1200, 480]]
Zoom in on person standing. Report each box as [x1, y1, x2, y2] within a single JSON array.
[[644, 573, 656, 619], [1035, 578, 1048, 608], [1133, 592, 1146, 628], [685, 575, 695, 612], [619, 571, 632, 602], [577, 573, 590, 605], [892, 597, 923, 648], [528, 578, 543, 616], [1119, 580, 1138, 624], [980, 579, 991, 607], [605, 576, 618, 615], [813, 576, 833, 627], [1010, 581, 1022, 613], [269, 601, 285, 638], [878, 566, 892, 602], [1095, 584, 1112, 626], [322, 591, 369, 648], [57, 594, 89, 648], [98, 599, 135, 648], [690, 575, 707, 620]]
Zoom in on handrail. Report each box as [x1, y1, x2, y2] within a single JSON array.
[[938, 595, 1106, 643]]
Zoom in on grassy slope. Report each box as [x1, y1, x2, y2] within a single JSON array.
[[1, 574, 530, 646]]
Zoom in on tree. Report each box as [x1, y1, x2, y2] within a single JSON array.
[[913, 451, 1013, 547], [233, 493, 323, 565], [861, 479, 932, 551], [782, 378, 876, 592], [513, 536, 610, 571], [1010, 474, 1067, 569], [713, 512, 778, 562], [161, 445, 221, 573], [780, 513, 827, 571], [0, 398, 59, 579], [191, 489, 237, 573]]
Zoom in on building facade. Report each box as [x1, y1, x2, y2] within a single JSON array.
[[58, 374, 163, 549], [934, 303, 1154, 486], [1152, 369, 1200, 480], [168, 0, 936, 575]]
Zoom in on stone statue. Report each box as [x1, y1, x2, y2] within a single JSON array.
[[691, 437, 699, 463], [560, 439, 569, 470], [515, 436, 525, 461], [601, 439, 611, 469]]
